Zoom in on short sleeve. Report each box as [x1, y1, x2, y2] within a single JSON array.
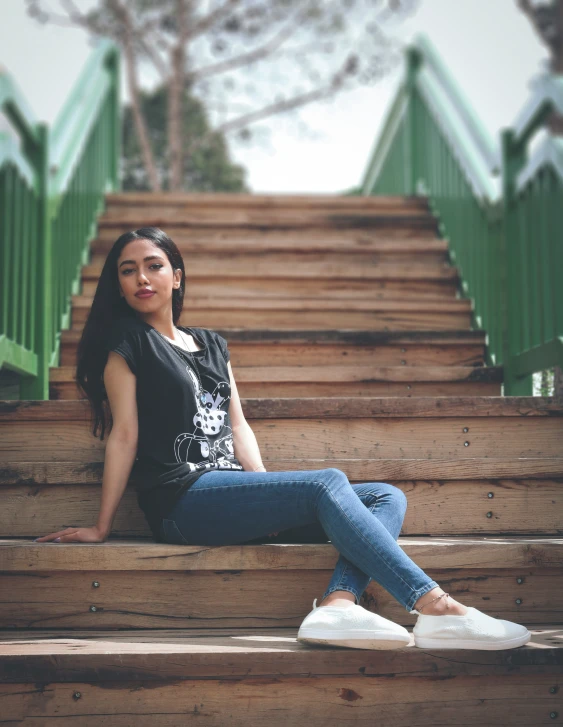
[[106, 318, 141, 375], [213, 331, 230, 364]]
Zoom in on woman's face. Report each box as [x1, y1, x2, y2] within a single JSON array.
[[116, 238, 181, 314]]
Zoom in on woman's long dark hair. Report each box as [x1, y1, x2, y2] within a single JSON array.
[[76, 226, 185, 441]]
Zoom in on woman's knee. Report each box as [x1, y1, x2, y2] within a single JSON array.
[[380, 483, 408, 513]]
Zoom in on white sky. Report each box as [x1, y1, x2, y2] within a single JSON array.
[[0, 0, 548, 193]]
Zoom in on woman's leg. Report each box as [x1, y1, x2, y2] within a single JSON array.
[[161, 467, 440, 613], [318, 482, 408, 606]]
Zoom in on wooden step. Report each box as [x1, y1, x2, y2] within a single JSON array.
[[91, 233, 449, 254], [2, 397, 561, 538], [0, 536, 561, 629], [98, 206, 437, 228], [104, 192, 430, 209], [87, 254, 458, 279], [95, 226, 440, 243], [3, 397, 561, 464], [1, 625, 560, 726], [69, 296, 473, 330], [82, 276, 459, 301], [2, 458, 562, 538], [49, 364, 503, 400], [59, 329, 487, 368]]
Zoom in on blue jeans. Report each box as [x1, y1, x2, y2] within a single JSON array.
[[159, 467, 439, 612]]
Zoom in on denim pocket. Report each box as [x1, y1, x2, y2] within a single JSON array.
[[161, 518, 191, 545]]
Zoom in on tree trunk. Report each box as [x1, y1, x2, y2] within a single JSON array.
[[110, 0, 161, 191], [168, 0, 187, 191]]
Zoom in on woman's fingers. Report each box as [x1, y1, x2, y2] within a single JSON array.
[[34, 527, 79, 542]]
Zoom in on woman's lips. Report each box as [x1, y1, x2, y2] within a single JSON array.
[[135, 291, 155, 298]]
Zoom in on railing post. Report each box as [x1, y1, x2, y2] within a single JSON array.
[[405, 48, 422, 195], [19, 123, 52, 400], [500, 129, 533, 395]]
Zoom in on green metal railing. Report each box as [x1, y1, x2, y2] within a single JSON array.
[[0, 39, 120, 399], [360, 35, 563, 395]]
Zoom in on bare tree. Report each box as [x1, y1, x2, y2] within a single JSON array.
[[27, 0, 419, 191], [518, 0, 563, 73], [517, 0, 563, 134]]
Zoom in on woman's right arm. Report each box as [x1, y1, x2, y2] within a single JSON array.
[[96, 352, 139, 539], [34, 351, 139, 544]]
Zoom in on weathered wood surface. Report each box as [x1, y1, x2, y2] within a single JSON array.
[[98, 208, 437, 228], [81, 277, 460, 301], [104, 192, 430, 208], [2, 478, 561, 537], [49, 364, 503, 400], [50, 378, 501, 400], [95, 226, 440, 243], [3, 396, 561, 420], [92, 234, 448, 255], [0, 626, 560, 679], [60, 329, 487, 368], [2, 537, 561, 570], [0, 562, 561, 627], [87, 250, 454, 271], [72, 304, 472, 330], [4, 458, 562, 483], [1, 674, 560, 726], [51, 364, 500, 384], [3, 417, 562, 461]]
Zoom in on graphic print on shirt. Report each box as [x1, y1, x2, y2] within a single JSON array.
[[173, 367, 242, 473]]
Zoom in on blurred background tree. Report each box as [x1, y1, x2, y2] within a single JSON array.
[[517, 0, 563, 135], [122, 83, 249, 191], [26, 0, 419, 192]]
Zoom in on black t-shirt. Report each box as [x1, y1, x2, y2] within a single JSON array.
[[105, 314, 244, 540]]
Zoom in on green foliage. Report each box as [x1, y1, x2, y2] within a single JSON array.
[[121, 84, 249, 192]]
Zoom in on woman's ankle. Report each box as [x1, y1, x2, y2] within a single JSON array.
[[318, 591, 356, 607], [413, 589, 468, 615]]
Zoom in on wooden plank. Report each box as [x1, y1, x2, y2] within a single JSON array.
[[0, 564, 561, 628], [71, 295, 471, 313], [50, 379, 502, 400], [60, 341, 486, 368], [2, 417, 562, 462], [3, 459, 562, 483], [49, 364, 502, 384], [49, 365, 503, 400], [73, 309, 473, 331], [94, 226, 440, 243], [86, 256, 459, 280], [81, 278, 459, 301], [98, 208, 436, 226], [2, 396, 561, 421], [1, 479, 561, 537], [91, 234, 449, 254], [1, 536, 562, 571], [104, 192, 430, 208], [97, 214, 437, 230], [1, 673, 561, 725]]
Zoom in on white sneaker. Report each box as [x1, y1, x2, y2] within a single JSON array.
[[297, 598, 411, 650], [409, 604, 531, 650]]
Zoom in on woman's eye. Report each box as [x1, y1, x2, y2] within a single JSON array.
[[122, 264, 163, 275]]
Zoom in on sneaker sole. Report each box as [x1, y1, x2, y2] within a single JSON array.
[[297, 628, 411, 650], [414, 629, 532, 650]]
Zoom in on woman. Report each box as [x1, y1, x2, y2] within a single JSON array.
[[35, 227, 531, 652]]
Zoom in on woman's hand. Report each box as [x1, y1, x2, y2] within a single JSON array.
[[34, 525, 107, 544]]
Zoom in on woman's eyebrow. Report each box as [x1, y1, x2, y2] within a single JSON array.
[[118, 255, 164, 268]]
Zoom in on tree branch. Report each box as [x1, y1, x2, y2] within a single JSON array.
[[189, 7, 305, 82], [184, 52, 372, 157]]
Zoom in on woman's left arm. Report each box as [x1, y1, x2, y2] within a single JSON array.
[[228, 361, 267, 472]]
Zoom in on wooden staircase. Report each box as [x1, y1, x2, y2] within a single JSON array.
[[1, 193, 562, 725]]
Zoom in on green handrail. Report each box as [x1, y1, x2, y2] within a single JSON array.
[[0, 39, 120, 399], [360, 34, 563, 395]]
